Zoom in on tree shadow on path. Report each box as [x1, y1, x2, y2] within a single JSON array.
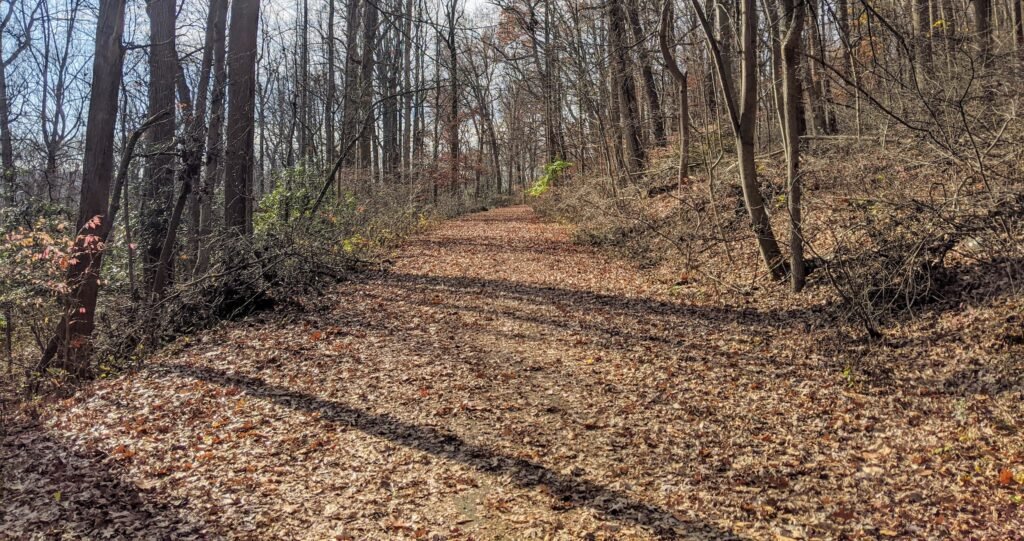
[[1, 418, 208, 539], [157, 362, 747, 540]]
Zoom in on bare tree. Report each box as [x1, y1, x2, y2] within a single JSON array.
[[692, 0, 785, 279], [197, 0, 230, 272], [659, 0, 689, 183], [38, 0, 127, 376], [777, 0, 806, 290], [142, 0, 177, 290], [627, 0, 666, 146], [609, 0, 645, 175], [224, 0, 261, 234], [0, 0, 36, 205]]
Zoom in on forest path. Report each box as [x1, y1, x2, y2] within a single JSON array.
[[3, 206, 1014, 539]]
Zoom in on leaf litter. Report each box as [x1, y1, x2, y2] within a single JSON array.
[[2, 206, 1022, 539]]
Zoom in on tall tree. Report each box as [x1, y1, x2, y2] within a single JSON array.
[[659, 0, 689, 182], [152, 0, 226, 297], [0, 0, 35, 205], [224, 0, 261, 234], [38, 0, 127, 375], [692, 0, 786, 279], [197, 0, 230, 272], [326, 0, 337, 169], [358, 0, 378, 169], [626, 0, 666, 146], [445, 0, 460, 189], [341, 0, 361, 166], [777, 0, 806, 290], [912, 0, 931, 83], [142, 0, 178, 289], [974, 0, 993, 68], [609, 0, 645, 175]]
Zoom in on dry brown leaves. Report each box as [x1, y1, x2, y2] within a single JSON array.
[[2, 206, 1022, 539]]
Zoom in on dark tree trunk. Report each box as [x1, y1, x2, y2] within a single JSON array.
[[608, 0, 645, 175], [39, 0, 128, 376], [358, 0, 378, 169], [659, 0, 689, 182], [224, 0, 260, 235], [341, 0, 362, 167], [626, 0, 666, 146], [692, 0, 786, 279], [142, 0, 178, 290], [197, 0, 229, 273], [778, 0, 806, 290]]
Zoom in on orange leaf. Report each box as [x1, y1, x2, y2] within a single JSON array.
[[998, 468, 1014, 485], [309, 331, 323, 341]]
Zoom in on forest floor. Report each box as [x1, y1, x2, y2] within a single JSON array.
[[3, 206, 1022, 540]]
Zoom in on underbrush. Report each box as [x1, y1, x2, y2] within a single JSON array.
[[2, 169, 507, 397], [533, 134, 1024, 337]]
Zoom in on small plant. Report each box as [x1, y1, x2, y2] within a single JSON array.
[[527, 160, 573, 197]]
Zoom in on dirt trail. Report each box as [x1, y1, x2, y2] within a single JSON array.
[[3, 206, 1020, 539]]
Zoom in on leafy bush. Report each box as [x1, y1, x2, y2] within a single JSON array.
[[527, 160, 573, 197]]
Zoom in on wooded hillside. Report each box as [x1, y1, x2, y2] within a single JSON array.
[[1, 0, 1022, 537]]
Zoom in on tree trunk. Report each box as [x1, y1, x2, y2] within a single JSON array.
[[912, 0, 932, 84], [197, 0, 229, 273], [779, 0, 806, 290], [447, 0, 459, 191], [691, 0, 786, 279], [179, 0, 225, 283], [401, 0, 414, 181], [659, 0, 689, 182], [224, 0, 260, 235], [627, 0, 666, 146], [327, 0, 337, 169], [1014, 0, 1023, 68], [609, 0, 645, 176], [358, 0, 378, 169], [299, 0, 310, 162], [975, 0, 992, 67], [341, 0, 362, 167], [142, 0, 178, 290], [39, 0, 128, 376], [0, 51, 15, 206]]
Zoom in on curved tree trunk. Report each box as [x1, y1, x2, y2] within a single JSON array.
[[691, 0, 786, 279]]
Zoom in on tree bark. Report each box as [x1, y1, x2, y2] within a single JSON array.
[[691, 0, 786, 279], [974, 0, 992, 68], [358, 0, 378, 170], [142, 0, 178, 289], [627, 0, 666, 146], [659, 0, 689, 182], [0, 3, 31, 206], [38, 0, 128, 376], [609, 0, 645, 176], [197, 0, 229, 273], [778, 0, 806, 290], [224, 0, 260, 235], [446, 0, 460, 190]]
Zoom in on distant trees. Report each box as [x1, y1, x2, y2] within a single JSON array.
[[0, 0, 36, 205], [0, 0, 1017, 381]]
